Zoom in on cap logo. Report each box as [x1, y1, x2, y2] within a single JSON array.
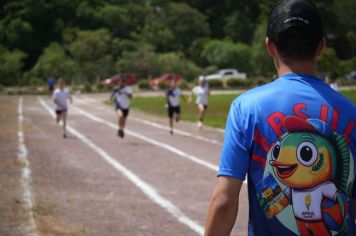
[[284, 16, 309, 24]]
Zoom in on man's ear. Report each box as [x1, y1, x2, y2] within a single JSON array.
[[266, 37, 277, 58], [316, 37, 326, 57]]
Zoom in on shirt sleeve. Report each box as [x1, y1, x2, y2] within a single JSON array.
[[321, 182, 338, 200], [218, 98, 253, 181], [126, 86, 133, 95], [192, 87, 197, 95], [52, 90, 57, 100], [176, 88, 181, 96]]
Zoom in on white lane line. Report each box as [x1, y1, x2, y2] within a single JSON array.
[[71, 98, 248, 184], [74, 95, 223, 145], [18, 97, 39, 236], [132, 117, 223, 146], [38, 97, 204, 236], [70, 104, 218, 172]]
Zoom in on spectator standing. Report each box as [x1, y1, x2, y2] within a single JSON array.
[[47, 76, 56, 96], [325, 72, 339, 91], [205, 1, 356, 236]]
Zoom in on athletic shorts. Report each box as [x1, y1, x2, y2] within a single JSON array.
[[56, 109, 67, 114], [198, 103, 208, 109], [167, 105, 180, 118], [49, 85, 54, 92], [115, 103, 129, 118]]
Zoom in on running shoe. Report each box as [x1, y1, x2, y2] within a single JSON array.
[[118, 129, 124, 138]]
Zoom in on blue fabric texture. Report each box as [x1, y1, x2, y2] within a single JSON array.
[[219, 73, 356, 235]]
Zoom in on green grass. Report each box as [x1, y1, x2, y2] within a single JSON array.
[[131, 94, 238, 129], [340, 90, 356, 102], [128, 90, 356, 129]]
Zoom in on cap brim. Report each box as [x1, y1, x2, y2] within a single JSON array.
[[284, 116, 317, 133]]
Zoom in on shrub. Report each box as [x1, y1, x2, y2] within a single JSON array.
[[338, 78, 356, 86], [83, 82, 93, 93], [158, 82, 168, 90], [207, 79, 223, 89], [226, 79, 248, 88], [249, 76, 273, 87], [29, 76, 43, 86], [93, 84, 111, 93], [179, 80, 189, 90], [138, 80, 152, 90]]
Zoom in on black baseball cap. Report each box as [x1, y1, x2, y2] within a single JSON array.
[[267, 0, 324, 43]]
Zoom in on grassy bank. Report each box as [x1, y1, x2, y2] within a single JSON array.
[[130, 90, 356, 129], [131, 93, 237, 128]]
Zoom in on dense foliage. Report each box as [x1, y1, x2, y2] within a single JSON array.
[[1, 0, 356, 86]]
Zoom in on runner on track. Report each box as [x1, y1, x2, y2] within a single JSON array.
[[53, 79, 72, 138], [110, 75, 133, 138], [191, 75, 210, 130], [166, 78, 181, 135]]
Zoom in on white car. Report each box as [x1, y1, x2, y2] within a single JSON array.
[[205, 69, 247, 80]]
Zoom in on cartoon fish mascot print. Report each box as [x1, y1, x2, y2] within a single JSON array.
[[258, 116, 354, 236]]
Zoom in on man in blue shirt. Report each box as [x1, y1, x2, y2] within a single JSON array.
[[47, 76, 55, 96], [205, 1, 356, 235]]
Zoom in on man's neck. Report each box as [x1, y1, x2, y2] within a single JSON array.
[[276, 58, 318, 77]]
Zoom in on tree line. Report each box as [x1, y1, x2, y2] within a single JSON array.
[[0, 0, 355, 86]]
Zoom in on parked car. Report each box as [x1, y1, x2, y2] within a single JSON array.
[[205, 69, 247, 80], [101, 73, 137, 85], [150, 73, 182, 86], [346, 71, 356, 80]]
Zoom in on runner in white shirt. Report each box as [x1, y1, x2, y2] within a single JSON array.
[[191, 76, 210, 129], [52, 79, 72, 138], [110, 77, 133, 138], [325, 72, 339, 91], [166, 79, 181, 134]]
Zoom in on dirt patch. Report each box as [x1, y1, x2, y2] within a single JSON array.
[[36, 214, 87, 236], [0, 96, 29, 235]]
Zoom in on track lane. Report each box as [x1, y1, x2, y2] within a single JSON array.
[[16, 96, 248, 235], [38, 97, 206, 235], [72, 96, 222, 168], [39, 97, 216, 226], [23, 96, 198, 235], [67, 95, 249, 235]]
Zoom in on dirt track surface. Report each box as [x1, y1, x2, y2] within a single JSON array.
[[0, 95, 248, 236]]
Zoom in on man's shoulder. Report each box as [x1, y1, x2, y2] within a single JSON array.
[[233, 81, 279, 105]]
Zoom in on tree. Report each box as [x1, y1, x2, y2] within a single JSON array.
[[250, 20, 275, 77], [95, 3, 147, 39], [116, 44, 159, 79], [31, 42, 77, 83], [165, 3, 210, 55], [224, 9, 255, 44], [65, 28, 116, 83], [137, 9, 175, 52], [156, 52, 200, 80], [0, 45, 27, 86], [318, 47, 340, 74], [201, 40, 252, 75]]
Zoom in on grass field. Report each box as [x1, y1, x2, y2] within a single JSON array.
[[130, 90, 356, 129], [131, 94, 237, 128]]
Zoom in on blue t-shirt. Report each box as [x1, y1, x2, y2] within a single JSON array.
[[47, 78, 55, 87], [219, 73, 356, 236]]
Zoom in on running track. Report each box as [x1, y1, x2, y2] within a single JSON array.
[[0, 95, 249, 236]]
